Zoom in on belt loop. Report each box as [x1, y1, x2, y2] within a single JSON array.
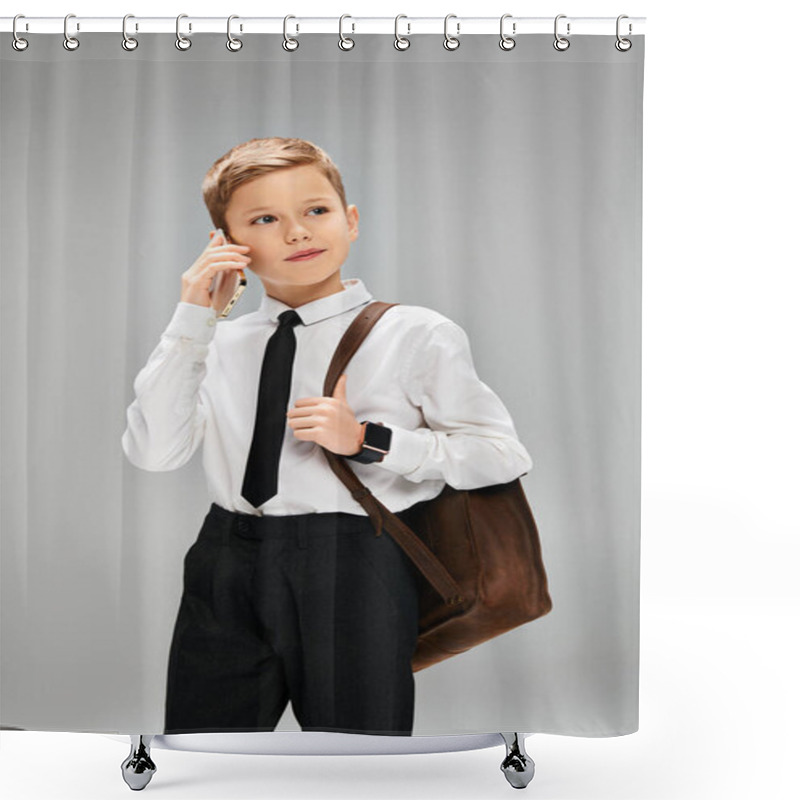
[[232, 511, 251, 544], [211, 502, 232, 546], [296, 516, 308, 549]]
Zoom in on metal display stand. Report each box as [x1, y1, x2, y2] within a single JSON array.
[[117, 731, 535, 790]]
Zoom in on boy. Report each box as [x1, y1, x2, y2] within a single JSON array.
[[122, 137, 532, 736]]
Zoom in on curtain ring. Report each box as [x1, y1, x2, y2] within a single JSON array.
[[63, 13, 80, 51], [394, 15, 410, 51], [227, 15, 243, 51], [499, 13, 516, 51], [443, 14, 460, 51], [338, 15, 355, 51], [283, 15, 299, 51], [175, 14, 191, 51], [12, 14, 29, 52], [615, 15, 632, 52], [121, 14, 138, 51], [553, 14, 570, 51]]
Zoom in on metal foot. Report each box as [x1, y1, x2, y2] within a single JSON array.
[[500, 732, 535, 789], [121, 735, 157, 791]]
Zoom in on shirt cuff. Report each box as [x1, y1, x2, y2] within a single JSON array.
[[164, 301, 219, 344], [374, 424, 430, 476]]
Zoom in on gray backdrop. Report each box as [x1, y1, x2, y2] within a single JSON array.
[[0, 32, 643, 736]]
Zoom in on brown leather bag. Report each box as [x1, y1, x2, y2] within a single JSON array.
[[321, 301, 553, 672]]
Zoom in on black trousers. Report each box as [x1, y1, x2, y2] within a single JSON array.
[[164, 502, 420, 736]]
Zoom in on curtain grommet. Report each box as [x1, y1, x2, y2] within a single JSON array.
[[121, 14, 138, 51], [394, 15, 411, 51], [283, 15, 299, 51], [11, 14, 29, 52], [175, 14, 191, 51], [226, 15, 243, 52], [443, 14, 460, 51], [553, 15, 570, 51], [615, 15, 633, 51], [63, 13, 80, 51], [338, 14, 355, 51], [499, 14, 516, 51]]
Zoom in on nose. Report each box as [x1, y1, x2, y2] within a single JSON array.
[[286, 218, 312, 242]]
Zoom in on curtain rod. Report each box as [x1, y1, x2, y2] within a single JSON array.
[[1, 16, 646, 36]]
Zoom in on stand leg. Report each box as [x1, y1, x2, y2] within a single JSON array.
[[121, 735, 157, 791], [500, 732, 535, 789]]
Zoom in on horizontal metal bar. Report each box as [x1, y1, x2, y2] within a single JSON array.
[[0, 16, 646, 36]]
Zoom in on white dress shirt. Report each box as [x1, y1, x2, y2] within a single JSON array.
[[122, 277, 532, 516]]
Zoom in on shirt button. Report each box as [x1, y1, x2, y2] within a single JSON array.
[[207, 317, 216, 327]]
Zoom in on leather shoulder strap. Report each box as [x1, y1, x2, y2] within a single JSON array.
[[322, 301, 398, 396], [320, 301, 464, 605]]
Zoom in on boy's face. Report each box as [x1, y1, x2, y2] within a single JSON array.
[[224, 164, 358, 303]]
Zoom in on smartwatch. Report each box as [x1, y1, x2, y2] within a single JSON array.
[[345, 421, 392, 464]]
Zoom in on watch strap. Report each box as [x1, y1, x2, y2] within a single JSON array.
[[346, 421, 391, 463]]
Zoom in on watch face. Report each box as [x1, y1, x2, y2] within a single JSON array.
[[365, 422, 392, 452]]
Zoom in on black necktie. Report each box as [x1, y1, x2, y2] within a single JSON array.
[[241, 309, 303, 508]]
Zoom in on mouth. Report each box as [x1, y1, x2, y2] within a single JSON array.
[[286, 249, 325, 262]]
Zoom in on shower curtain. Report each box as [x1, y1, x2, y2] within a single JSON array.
[[0, 24, 644, 739]]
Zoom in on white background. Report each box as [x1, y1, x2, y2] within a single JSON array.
[[1, 1, 798, 799]]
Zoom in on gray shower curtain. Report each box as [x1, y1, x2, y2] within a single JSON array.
[[0, 30, 643, 737]]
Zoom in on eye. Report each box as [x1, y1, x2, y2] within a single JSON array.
[[309, 206, 328, 216], [252, 214, 275, 225]]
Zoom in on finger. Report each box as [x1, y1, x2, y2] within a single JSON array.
[[200, 262, 248, 286], [209, 253, 251, 266], [210, 244, 251, 256], [208, 230, 250, 251], [291, 417, 319, 429], [292, 398, 325, 407], [287, 405, 318, 418], [289, 416, 319, 431], [207, 260, 249, 273], [214, 243, 251, 251], [332, 374, 347, 399], [205, 251, 251, 271]]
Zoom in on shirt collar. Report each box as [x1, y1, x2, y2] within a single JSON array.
[[258, 277, 373, 326]]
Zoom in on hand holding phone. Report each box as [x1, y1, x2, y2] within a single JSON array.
[[180, 228, 250, 317]]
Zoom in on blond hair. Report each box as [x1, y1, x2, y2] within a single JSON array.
[[202, 137, 348, 235]]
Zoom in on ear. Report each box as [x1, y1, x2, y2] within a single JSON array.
[[346, 205, 359, 240]]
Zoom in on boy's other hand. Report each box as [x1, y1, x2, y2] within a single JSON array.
[[180, 229, 251, 310], [286, 374, 365, 456]]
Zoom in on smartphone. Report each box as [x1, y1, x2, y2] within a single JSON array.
[[209, 230, 247, 318]]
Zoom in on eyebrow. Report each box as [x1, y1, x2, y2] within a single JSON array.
[[242, 197, 334, 214]]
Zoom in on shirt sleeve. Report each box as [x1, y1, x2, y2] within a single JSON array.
[[121, 302, 217, 471], [375, 320, 533, 489]]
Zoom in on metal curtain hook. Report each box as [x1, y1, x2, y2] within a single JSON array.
[[499, 13, 516, 51], [394, 14, 410, 51], [553, 14, 570, 51], [175, 14, 191, 50], [121, 14, 138, 51], [339, 14, 355, 50], [283, 15, 299, 51], [12, 14, 29, 51], [63, 13, 80, 51], [615, 14, 632, 51], [227, 15, 243, 51], [443, 13, 460, 51]]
